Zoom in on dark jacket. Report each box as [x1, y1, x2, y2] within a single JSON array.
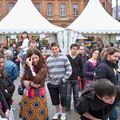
[[0, 90, 9, 113], [84, 61, 99, 81], [0, 77, 15, 100], [76, 85, 120, 120], [94, 59, 118, 85], [67, 55, 84, 80]]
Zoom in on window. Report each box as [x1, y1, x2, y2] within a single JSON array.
[[60, 3, 66, 17], [47, 3, 53, 17], [8, 2, 14, 12], [102, 2, 105, 9], [34, 3, 40, 11], [73, 3, 78, 16]]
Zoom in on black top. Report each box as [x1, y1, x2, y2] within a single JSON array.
[[0, 77, 15, 111], [67, 55, 84, 80], [0, 77, 15, 100], [76, 85, 120, 120], [94, 59, 118, 85], [0, 90, 9, 112]]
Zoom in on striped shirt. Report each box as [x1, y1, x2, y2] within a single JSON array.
[[46, 53, 72, 85]]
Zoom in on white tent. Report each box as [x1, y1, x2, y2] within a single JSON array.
[[58, 0, 120, 54], [67, 0, 120, 34], [57, 29, 78, 54], [0, 0, 63, 34]]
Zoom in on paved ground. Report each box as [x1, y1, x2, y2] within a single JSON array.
[[12, 78, 80, 120], [12, 78, 120, 120]]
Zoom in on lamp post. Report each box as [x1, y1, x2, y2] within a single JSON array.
[[116, 0, 118, 20]]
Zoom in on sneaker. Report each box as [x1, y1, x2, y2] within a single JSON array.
[[60, 113, 66, 120], [53, 113, 59, 120]]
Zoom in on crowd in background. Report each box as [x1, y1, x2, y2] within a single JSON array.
[[0, 31, 120, 120]]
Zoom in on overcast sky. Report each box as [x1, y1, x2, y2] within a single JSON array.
[[112, 0, 120, 7]]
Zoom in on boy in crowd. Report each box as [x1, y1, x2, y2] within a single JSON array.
[[76, 79, 120, 120], [66, 44, 84, 111], [46, 42, 72, 120]]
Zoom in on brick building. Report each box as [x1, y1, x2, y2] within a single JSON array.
[[0, 0, 112, 27]]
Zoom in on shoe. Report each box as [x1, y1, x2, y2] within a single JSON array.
[[53, 113, 59, 120], [60, 113, 66, 120]]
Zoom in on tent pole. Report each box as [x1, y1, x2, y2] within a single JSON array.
[[67, 29, 69, 54], [108, 34, 111, 42], [116, 0, 118, 20]]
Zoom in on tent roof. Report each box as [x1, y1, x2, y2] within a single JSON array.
[[67, 0, 120, 34], [0, 0, 63, 34]]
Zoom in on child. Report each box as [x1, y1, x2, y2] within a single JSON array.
[[76, 79, 120, 120]]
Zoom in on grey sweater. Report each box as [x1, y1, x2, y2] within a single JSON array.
[[46, 53, 72, 85]]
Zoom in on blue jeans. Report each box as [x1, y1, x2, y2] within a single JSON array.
[[66, 80, 79, 110], [109, 107, 118, 120]]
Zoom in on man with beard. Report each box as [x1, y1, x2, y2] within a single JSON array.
[[94, 47, 120, 120]]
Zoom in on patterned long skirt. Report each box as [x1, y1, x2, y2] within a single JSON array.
[[19, 95, 49, 120]]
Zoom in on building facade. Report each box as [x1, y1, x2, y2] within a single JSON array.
[[0, 0, 112, 27], [113, 5, 120, 21]]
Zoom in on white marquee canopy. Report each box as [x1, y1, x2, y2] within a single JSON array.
[[0, 0, 63, 34], [67, 0, 120, 34]]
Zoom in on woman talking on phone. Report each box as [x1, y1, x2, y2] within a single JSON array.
[[19, 48, 48, 120]]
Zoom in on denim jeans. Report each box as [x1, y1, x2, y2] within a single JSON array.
[[66, 80, 79, 110], [109, 107, 118, 120]]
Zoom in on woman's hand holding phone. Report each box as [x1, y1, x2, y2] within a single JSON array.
[[26, 57, 32, 67]]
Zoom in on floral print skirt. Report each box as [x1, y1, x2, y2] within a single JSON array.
[[19, 94, 49, 120]]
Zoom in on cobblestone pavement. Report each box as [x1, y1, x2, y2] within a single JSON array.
[[12, 78, 120, 120]]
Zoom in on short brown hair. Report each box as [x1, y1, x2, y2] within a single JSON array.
[[93, 79, 116, 98], [50, 42, 59, 49]]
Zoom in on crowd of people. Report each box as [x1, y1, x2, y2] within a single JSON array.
[[0, 31, 120, 120]]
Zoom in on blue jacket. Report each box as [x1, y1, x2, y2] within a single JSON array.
[[4, 60, 18, 83]]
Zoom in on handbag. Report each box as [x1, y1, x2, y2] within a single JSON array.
[[17, 84, 25, 95]]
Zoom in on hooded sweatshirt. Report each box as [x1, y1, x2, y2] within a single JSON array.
[[76, 85, 120, 120]]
